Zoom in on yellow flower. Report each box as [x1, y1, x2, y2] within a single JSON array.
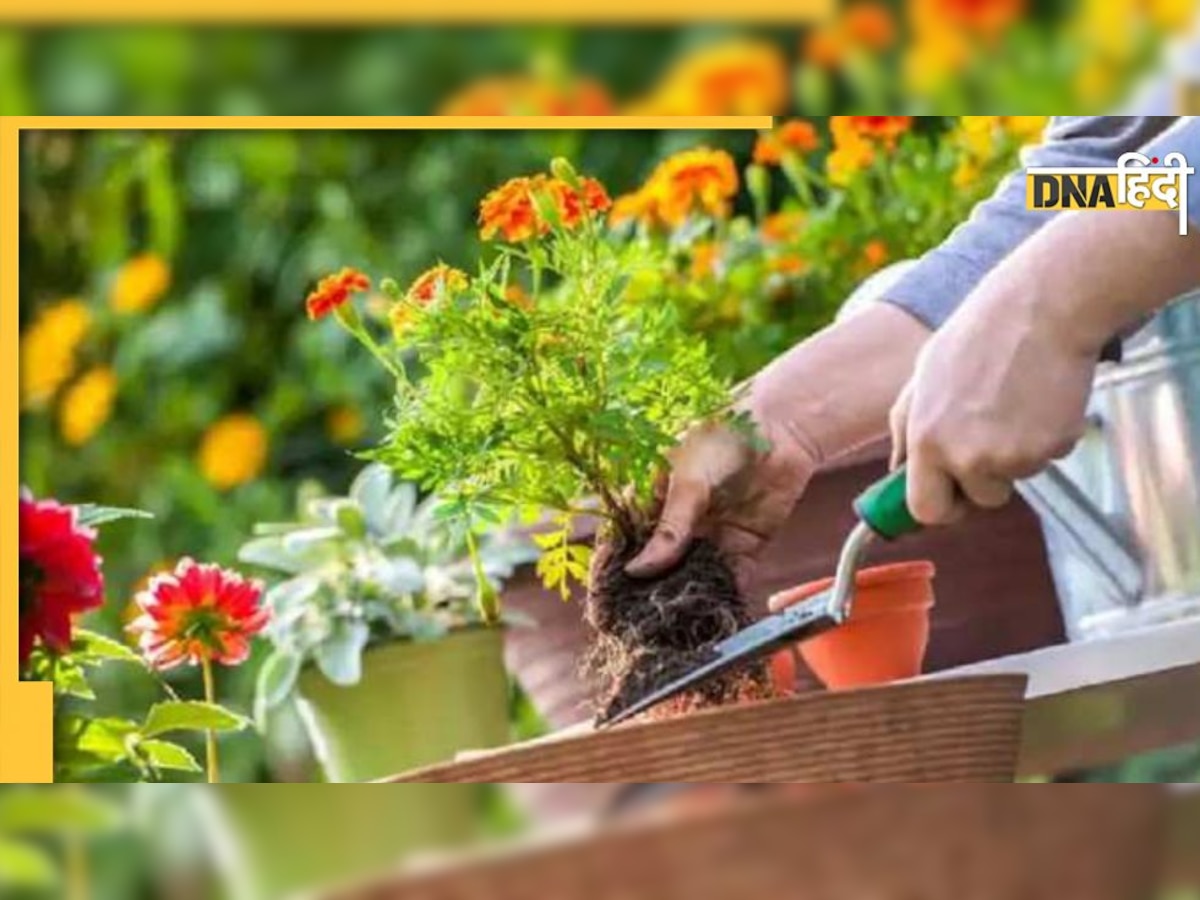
[[628, 39, 789, 115], [954, 159, 983, 190], [198, 414, 269, 491], [903, 27, 970, 94], [826, 136, 875, 187], [957, 116, 1004, 159], [58, 367, 117, 447], [1001, 116, 1049, 144], [20, 299, 92, 410], [326, 405, 365, 446], [1148, 0, 1195, 31], [111, 254, 171, 314]]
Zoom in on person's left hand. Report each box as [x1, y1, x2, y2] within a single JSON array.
[[889, 271, 1097, 527]]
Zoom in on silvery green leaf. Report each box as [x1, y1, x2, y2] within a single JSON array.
[[380, 481, 418, 539], [374, 558, 425, 595], [350, 464, 394, 534], [406, 612, 450, 643], [255, 650, 302, 721], [281, 526, 343, 557], [265, 577, 322, 623], [314, 620, 370, 687], [307, 499, 357, 529], [237, 537, 308, 575], [75, 505, 154, 528]]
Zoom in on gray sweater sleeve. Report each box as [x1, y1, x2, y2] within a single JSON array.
[[884, 116, 1183, 330]]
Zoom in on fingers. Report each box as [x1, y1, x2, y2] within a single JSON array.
[[907, 451, 969, 526], [889, 381, 914, 471], [625, 475, 711, 577], [768, 585, 814, 614]]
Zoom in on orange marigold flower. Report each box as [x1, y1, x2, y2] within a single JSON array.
[[837, 115, 914, 147], [504, 284, 535, 312], [439, 76, 615, 117], [646, 148, 740, 227], [609, 188, 660, 228], [479, 174, 611, 242], [862, 239, 890, 270], [306, 268, 371, 321], [129, 559, 267, 670], [762, 211, 807, 243], [770, 253, 808, 277], [754, 120, 821, 167], [912, 0, 1026, 37], [843, 2, 899, 50], [689, 242, 722, 280], [639, 39, 789, 115], [406, 263, 469, 306], [803, 27, 846, 68]]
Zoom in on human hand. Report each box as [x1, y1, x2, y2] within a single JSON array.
[[624, 409, 821, 585], [889, 268, 1095, 527]]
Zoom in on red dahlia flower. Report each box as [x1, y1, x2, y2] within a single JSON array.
[[129, 559, 268, 670], [18, 493, 105, 670]]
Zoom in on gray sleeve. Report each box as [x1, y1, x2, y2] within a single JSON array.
[[1142, 116, 1200, 226], [884, 116, 1182, 330]]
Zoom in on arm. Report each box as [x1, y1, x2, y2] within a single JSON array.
[[884, 116, 1181, 331]]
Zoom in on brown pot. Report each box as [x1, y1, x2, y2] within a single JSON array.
[[382, 675, 1026, 783], [776, 560, 936, 691], [325, 786, 1167, 900]]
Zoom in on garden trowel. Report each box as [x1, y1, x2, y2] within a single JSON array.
[[597, 466, 921, 728]]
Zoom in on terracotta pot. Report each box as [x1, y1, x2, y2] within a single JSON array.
[[778, 560, 936, 691], [383, 675, 1027, 783]]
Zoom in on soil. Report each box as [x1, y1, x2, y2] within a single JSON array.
[[585, 527, 774, 722]]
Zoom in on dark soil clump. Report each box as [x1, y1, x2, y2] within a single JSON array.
[[585, 528, 772, 722]]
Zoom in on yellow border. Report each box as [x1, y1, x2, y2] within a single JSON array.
[[2, 114, 770, 783], [2, 0, 832, 24]]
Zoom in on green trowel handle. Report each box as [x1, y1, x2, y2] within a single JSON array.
[[854, 466, 922, 541]]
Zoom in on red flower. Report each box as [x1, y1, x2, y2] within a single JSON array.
[[129, 559, 268, 670], [305, 268, 371, 321], [479, 174, 611, 243], [19, 494, 105, 670]]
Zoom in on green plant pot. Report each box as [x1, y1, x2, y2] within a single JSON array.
[[296, 627, 512, 783], [208, 785, 480, 900]]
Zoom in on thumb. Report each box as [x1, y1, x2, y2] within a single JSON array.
[[625, 475, 710, 578]]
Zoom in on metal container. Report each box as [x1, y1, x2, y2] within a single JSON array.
[[1045, 290, 1200, 639]]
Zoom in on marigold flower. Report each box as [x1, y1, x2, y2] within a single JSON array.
[[689, 242, 722, 280], [504, 284, 535, 312], [479, 174, 611, 242], [843, 2, 899, 49], [912, 0, 1027, 37], [111, 254, 171, 314], [19, 493, 105, 670], [634, 39, 789, 115], [306, 268, 371, 321], [129, 559, 267, 670], [826, 130, 877, 186], [609, 188, 660, 229], [761, 211, 807, 243], [803, 27, 846, 68], [20, 300, 92, 410], [1001, 115, 1049, 144], [198, 414, 269, 491], [646, 148, 740, 227], [903, 26, 971, 93], [326, 405, 365, 446], [406, 263, 469, 306], [59, 367, 117, 448], [754, 120, 821, 166], [836, 116, 914, 148], [862, 239, 890, 271], [439, 76, 615, 116], [769, 253, 808, 277]]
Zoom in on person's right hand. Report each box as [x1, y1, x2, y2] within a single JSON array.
[[624, 404, 821, 584]]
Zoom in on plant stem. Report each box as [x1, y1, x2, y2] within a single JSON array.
[[465, 529, 501, 626], [64, 786, 89, 900], [200, 657, 220, 784]]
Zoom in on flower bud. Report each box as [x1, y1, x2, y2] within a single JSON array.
[[550, 157, 583, 191]]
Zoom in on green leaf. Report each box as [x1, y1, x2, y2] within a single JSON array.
[[0, 838, 58, 890], [0, 788, 125, 837], [142, 701, 248, 739], [136, 740, 201, 773], [74, 504, 154, 528], [255, 651, 302, 717], [72, 628, 144, 666], [53, 664, 95, 700], [313, 619, 370, 687]]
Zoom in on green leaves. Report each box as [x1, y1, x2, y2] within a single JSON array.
[[254, 650, 302, 723], [0, 787, 125, 837], [142, 701, 249, 739], [74, 504, 154, 528], [533, 529, 593, 600]]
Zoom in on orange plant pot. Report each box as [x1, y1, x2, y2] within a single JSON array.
[[779, 560, 937, 691]]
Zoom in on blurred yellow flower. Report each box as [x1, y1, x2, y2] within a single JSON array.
[[689, 242, 722, 280], [629, 40, 789, 115], [111, 254, 171, 314], [954, 159, 983, 190], [761, 211, 806, 243], [645, 148, 740, 227], [1148, 0, 1195, 31], [326, 405, 366, 446], [58, 367, 116, 447], [903, 27, 970, 94], [1002, 116, 1049, 143], [20, 299, 92, 410], [198, 414, 269, 491], [957, 116, 1004, 159], [826, 133, 875, 187]]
